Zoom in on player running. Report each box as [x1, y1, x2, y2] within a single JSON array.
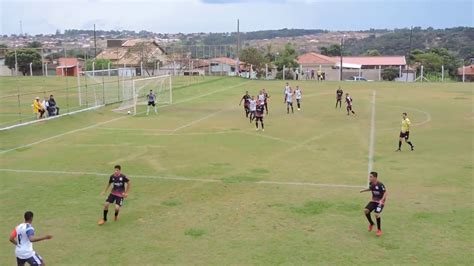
[[146, 90, 157, 115], [396, 112, 415, 151], [9, 211, 53, 266], [98, 165, 131, 225], [239, 91, 251, 118], [336, 86, 344, 108], [360, 171, 387, 237], [248, 96, 257, 123], [262, 89, 270, 114], [284, 87, 294, 114], [255, 101, 265, 131], [345, 93, 356, 116], [295, 86, 302, 110]]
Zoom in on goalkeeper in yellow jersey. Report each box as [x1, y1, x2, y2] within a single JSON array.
[[396, 112, 415, 151]]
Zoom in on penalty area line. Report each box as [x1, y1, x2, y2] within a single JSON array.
[[0, 168, 364, 189]]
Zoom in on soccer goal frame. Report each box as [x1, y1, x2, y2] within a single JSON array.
[[132, 75, 172, 115]]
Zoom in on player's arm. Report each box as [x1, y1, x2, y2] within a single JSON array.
[[123, 181, 131, 198], [379, 190, 388, 205], [239, 96, 243, 105], [101, 183, 111, 196], [9, 229, 17, 245], [28, 234, 53, 242], [359, 188, 371, 193]]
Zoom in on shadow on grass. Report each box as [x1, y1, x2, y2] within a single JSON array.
[[184, 228, 205, 239], [161, 199, 181, 207]]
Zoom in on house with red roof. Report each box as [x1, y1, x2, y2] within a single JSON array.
[[297, 52, 408, 81], [457, 65, 474, 82]]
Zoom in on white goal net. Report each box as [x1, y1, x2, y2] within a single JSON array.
[[114, 75, 172, 115], [79, 68, 135, 107]]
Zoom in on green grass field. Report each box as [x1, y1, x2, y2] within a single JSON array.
[[0, 77, 473, 265]]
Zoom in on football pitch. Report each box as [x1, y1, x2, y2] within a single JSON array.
[[0, 77, 472, 264]]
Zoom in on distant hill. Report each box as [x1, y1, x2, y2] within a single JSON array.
[[344, 27, 473, 61]]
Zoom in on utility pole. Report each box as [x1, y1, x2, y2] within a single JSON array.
[[94, 24, 97, 58], [406, 26, 413, 82], [339, 34, 345, 81], [236, 19, 240, 59], [19, 20, 23, 36]]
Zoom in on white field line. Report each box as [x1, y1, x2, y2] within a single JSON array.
[[121, 130, 240, 137], [97, 127, 175, 132], [0, 115, 125, 155], [0, 105, 104, 131], [367, 90, 376, 185], [379, 104, 432, 131], [0, 168, 364, 189], [69, 144, 164, 148], [172, 108, 228, 132], [238, 130, 298, 146], [0, 81, 250, 155]]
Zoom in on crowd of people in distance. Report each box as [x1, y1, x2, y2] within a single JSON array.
[[33, 95, 60, 119]]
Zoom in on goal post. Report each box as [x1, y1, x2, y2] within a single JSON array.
[[113, 75, 172, 115]]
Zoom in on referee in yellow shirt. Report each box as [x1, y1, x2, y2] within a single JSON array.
[[397, 112, 414, 151]]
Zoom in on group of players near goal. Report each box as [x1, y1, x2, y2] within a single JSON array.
[[9, 83, 416, 265]]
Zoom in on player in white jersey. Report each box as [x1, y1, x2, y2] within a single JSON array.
[[9, 211, 53, 266], [285, 88, 294, 114], [258, 90, 265, 103], [248, 96, 257, 123], [284, 82, 291, 96], [295, 86, 302, 110], [146, 90, 157, 115]]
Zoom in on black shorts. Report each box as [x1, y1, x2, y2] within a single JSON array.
[[400, 131, 409, 140], [249, 110, 256, 116], [255, 116, 263, 122], [106, 194, 124, 206], [287, 101, 293, 107], [365, 201, 384, 214], [148, 101, 156, 107], [297, 99, 301, 104], [17, 253, 43, 265], [337, 97, 342, 101], [347, 105, 353, 111]]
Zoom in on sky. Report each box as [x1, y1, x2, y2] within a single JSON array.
[[0, 0, 472, 35]]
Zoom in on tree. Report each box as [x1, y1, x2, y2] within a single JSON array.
[[0, 44, 7, 58], [86, 59, 112, 71], [381, 67, 399, 81], [411, 48, 461, 77], [320, 44, 341, 56], [27, 41, 42, 48], [131, 42, 162, 76], [239, 47, 266, 77], [264, 44, 275, 63], [4, 48, 42, 75], [365, 49, 380, 56], [274, 43, 299, 71]]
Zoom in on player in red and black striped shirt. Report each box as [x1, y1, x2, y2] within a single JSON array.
[[239, 91, 251, 118], [255, 101, 265, 131], [98, 165, 131, 225], [360, 171, 387, 237]]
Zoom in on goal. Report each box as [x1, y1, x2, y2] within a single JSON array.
[[114, 75, 172, 115], [78, 68, 135, 107]]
